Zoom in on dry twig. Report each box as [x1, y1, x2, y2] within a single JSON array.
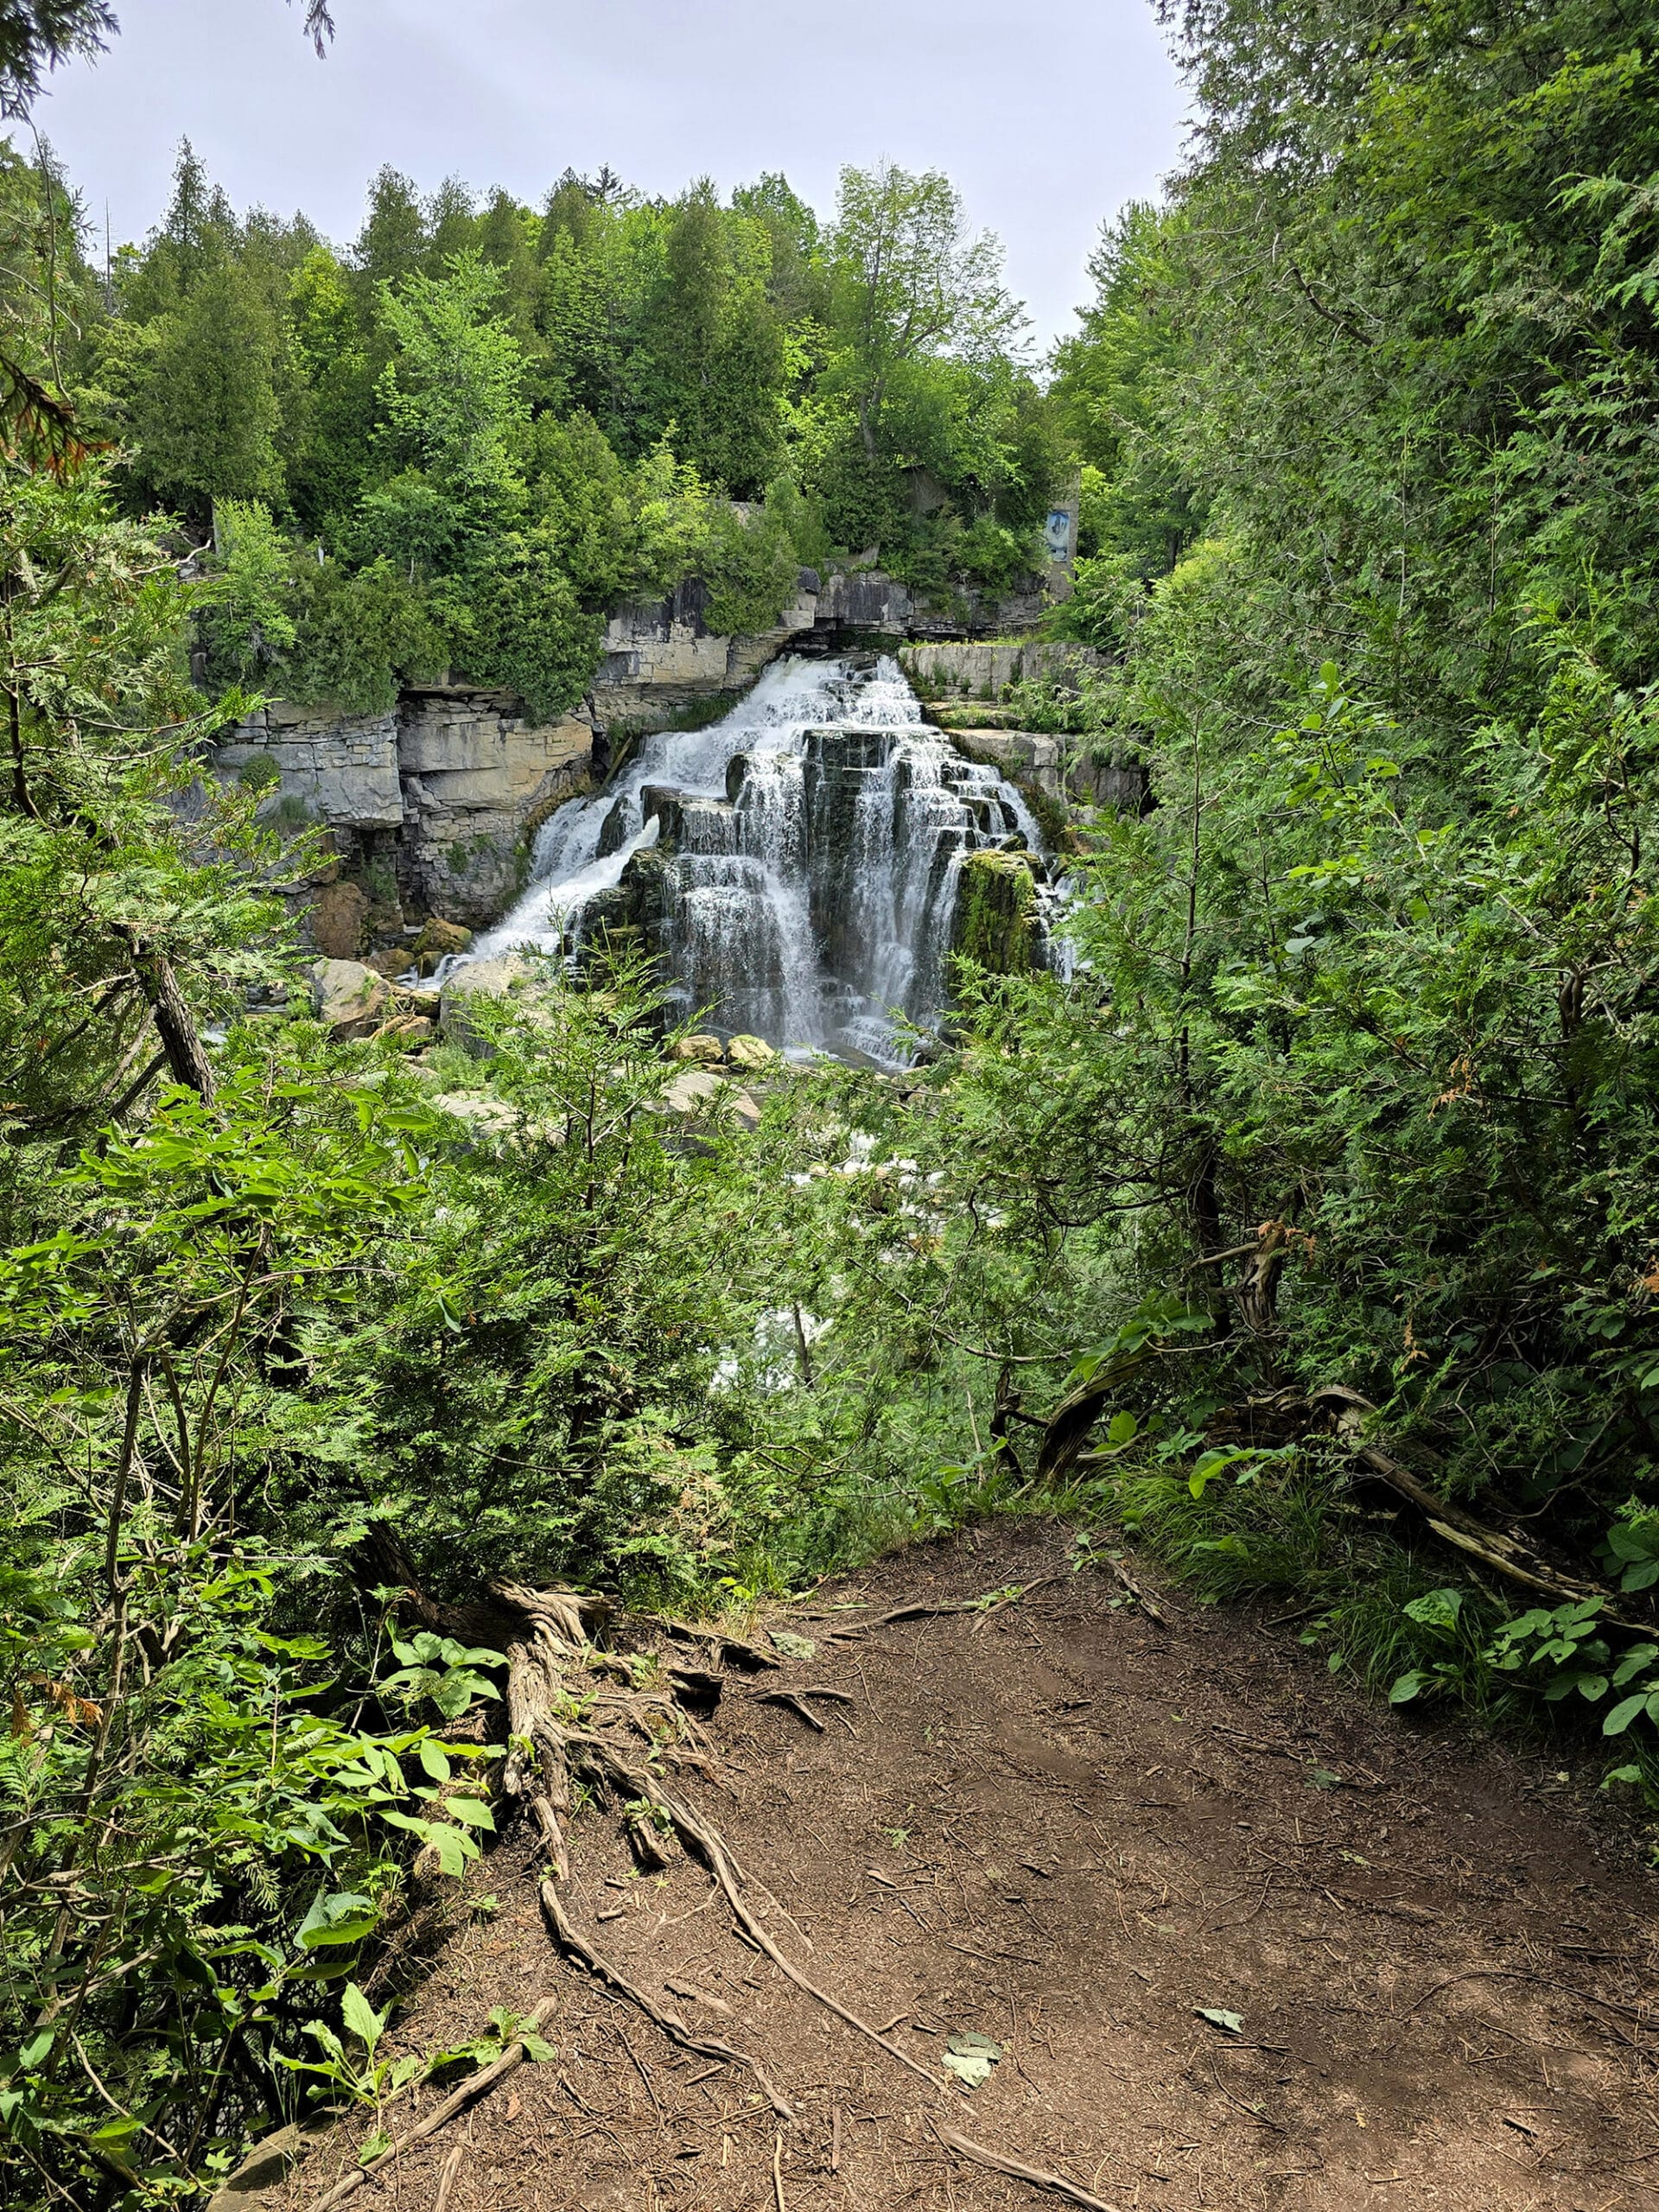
[[430, 2145, 465, 2212], [935, 2124, 1121, 2212]]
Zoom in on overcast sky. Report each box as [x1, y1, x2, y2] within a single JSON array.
[[29, 0, 1187, 347]]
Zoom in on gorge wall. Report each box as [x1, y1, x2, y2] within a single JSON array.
[[208, 566, 1119, 960]]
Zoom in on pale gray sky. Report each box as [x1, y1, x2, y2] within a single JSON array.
[[34, 1, 1186, 347]]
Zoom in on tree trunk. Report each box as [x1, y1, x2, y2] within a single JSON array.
[[116, 934, 215, 1103]]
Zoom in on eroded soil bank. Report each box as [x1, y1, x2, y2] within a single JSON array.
[[276, 1522, 1657, 2212]]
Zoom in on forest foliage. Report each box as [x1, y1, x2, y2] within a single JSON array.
[[6, 2, 1659, 2207], [51, 141, 1065, 719]]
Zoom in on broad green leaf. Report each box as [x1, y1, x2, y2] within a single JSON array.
[[340, 1982, 385, 2053]]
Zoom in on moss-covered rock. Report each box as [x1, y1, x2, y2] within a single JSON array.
[[949, 849, 1039, 976]]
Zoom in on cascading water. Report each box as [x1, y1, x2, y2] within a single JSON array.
[[467, 654, 1052, 1064]]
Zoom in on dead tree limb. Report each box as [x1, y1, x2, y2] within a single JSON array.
[[1309, 1385, 1639, 1624], [1036, 1344, 1175, 1485], [307, 1996, 559, 2212], [111, 931, 216, 1103]]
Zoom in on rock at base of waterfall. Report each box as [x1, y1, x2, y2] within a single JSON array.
[[672, 1033, 726, 1065], [726, 1033, 777, 1071], [438, 956, 558, 1053], [429, 1091, 525, 1141], [310, 959, 391, 1038], [365, 947, 415, 982], [950, 849, 1039, 976], [413, 915, 474, 972], [660, 1066, 761, 1126]]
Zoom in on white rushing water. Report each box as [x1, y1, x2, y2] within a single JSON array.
[[468, 654, 1049, 1064]]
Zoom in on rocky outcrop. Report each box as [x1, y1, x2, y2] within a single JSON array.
[[210, 690, 595, 944], [948, 729, 1147, 812], [950, 849, 1040, 976], [397, 690, 593, 924], [213, 701, 403, 829], [574, 844, 671, 972], [594, 578, 818, 735], [899, 639, 1103, 702]]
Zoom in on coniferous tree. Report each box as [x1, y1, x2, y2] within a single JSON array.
[[351, 165, 427, 302], [132, 260, 283, 512]]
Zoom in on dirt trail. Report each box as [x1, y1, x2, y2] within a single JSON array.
[[278, 1522, 1657, 2212]]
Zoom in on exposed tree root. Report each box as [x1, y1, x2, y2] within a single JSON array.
[[934, 2122, 1121, 2212], [572, 1737, 943, 2087], [306, 1996, 558, 2212], [753, 1688, 827, 1732], [654, 1616, 779, 1672], [537, 1879, 795, 2118], [822, 1581, 1056, 1643], [357, 1523, 942, 2150]]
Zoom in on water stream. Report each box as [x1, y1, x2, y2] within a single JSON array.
[[468, 654, 1048, 1064]]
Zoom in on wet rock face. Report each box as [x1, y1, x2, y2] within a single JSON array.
[[950, 848, 1039, 976], [575, 848, 671, 976]]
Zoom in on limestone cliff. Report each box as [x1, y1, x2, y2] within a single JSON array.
[[207, 565, 1068, 953]]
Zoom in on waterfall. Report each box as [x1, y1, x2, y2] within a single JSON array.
[[467, 654, 1050, 1065]]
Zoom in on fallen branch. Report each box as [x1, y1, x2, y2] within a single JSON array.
[[935, 2124, 1120, 2212], [823, 1581, 1057, 1643], [1408, 1965, 1654, 2032], [307, 1996, 558, 2212], [537, 1878, 794, 2118], [430, 2145, 465, 2212], [1308, 1385, 1640, 1626], [1103, 1556, 1166, 1624]]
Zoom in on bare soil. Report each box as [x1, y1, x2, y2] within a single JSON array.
[[280, 1521, 1659, 2212]]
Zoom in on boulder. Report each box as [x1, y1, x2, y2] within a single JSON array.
[[413, 915, 474, 974], [308, 879, 367, 960], [671, 1033, 726, 1065], [725, 1033, 777, 1071], [660, 1067, 761, 1127], [663, 1065, 726, 1115], [310, 959, 391, 1039], [438, 956, 558, 1053], [365, 947, 414, 982], [429, 1091, 522, 1139]]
